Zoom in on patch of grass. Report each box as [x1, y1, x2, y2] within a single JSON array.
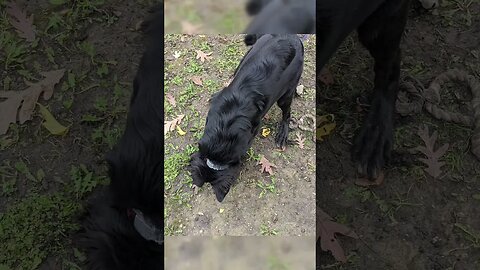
[[164, 144, 197, 191], [70, 164, 108, 199], [454, 223, 480, 248], [0, 31, 28, 70], [0, 193, 82, 269], [260, 224, 278, 236], [256, 177, 277, 198]]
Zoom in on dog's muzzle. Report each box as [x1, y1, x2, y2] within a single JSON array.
[[206, 158, 229, 171]]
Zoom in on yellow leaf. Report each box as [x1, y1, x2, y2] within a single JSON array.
[[38, 104, 69, 136], [316, 123, 336, 141], [219, 208, 225, 214], [176, 125, 186, 136], [317, 114, 335, 126], [261, 127, 271, 137]]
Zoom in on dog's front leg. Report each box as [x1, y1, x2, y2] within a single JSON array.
[[275, 92, 295, 150], [351, 0, 410, 180]]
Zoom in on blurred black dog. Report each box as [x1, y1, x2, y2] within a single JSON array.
[[317, 0, 411, 180], [80, 5, 163, 270], [188, 35, 304, 202], [244, 0, 315, 45]]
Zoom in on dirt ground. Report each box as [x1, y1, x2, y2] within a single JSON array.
[[0, 0, 154, 268], [317, 1, 480, 269], [164, 0, 249, 34], [165, 236, 315, 270], [164, 35, 316, 236]]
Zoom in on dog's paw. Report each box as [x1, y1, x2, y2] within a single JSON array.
[[275, 122, 289, 149], [352, 97, 394, 180]]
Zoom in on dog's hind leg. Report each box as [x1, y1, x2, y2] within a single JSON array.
[[352, 0, 410, 180]]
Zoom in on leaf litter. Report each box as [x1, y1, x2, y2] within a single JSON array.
[[191, 76, 203, 86], [196, 50, 212, 63], [295, 133, 306, 149], [38, 104, 69, 136], [416, 125, 449, 179], [6, 1, 36, 42], [317, 207, 358, 263], [0, 69, 65, 135], [258, 155, 276, 175], [164, 114, 184, 135]]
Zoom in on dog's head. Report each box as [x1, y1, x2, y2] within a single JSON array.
[[188, 152, 241, 202]]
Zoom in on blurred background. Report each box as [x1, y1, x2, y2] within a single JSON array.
[[164, 0, 249, 34], [165, 236, 315, 270]]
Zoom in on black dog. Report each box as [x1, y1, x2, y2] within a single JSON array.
[[318, 0, 411, 179], [244, 0, 316, 45], [188, 35, 304, 202], [80, 5, 164, 270]]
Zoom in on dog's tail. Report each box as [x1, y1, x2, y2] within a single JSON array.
[[79, 191, 163, 270]]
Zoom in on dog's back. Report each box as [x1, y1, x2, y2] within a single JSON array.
[[228, 35, 304, 109]]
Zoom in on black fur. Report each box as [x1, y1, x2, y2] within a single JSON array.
[[188, 35, 304, 202], [317, 0, 411, 179], [244, 0, 316, 45], [80, 4, 164, 270]]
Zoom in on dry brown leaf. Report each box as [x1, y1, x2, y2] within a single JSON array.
[[0, 69, 65, 135], [295, 133, 306, 149], [319, 67, 334, 86], [181, 21, 201, 34], [317, 207, 358, 263], [416, 125, 449, 179], [191, 76, 203, 86], [196, 50, 212, 63], [257, 155, 276, 175], [166, 93, 176, 107], [6, 1, 36, 42], [164, 114, 184, 135]]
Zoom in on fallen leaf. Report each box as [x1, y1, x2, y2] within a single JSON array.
[[261, 127, 270, 137], [416, 125, 449, 179], [219, 208, 225, 214], [319, 67, 334, 86], [0, 69, 65, 135], [317, 207, 358, 263], [164, 114, 184, 135], [38, 103, 68, 135], [258, 155, 276, 175], [181, 21, 201, 34], [6, 1, 36, 42], [176, 125, 186, 136], [173, 51, 181, 59], [295, 133, 306, 149], [296, 85, 304, 95], [196, 50, 212, 63], [316, 114, 336, 142], [166, 93, 176, 107], [191, 76, 203, 86]]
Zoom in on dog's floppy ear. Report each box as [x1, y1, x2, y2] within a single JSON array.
[[211, 178, 233, 202], [188, 152, 206, 187]]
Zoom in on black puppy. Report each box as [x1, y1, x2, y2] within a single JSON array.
[[244, 0, 316, 45], [318, 0, 411, 179], [188, 35, 304, 202], [80, 5, 164, 270]]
